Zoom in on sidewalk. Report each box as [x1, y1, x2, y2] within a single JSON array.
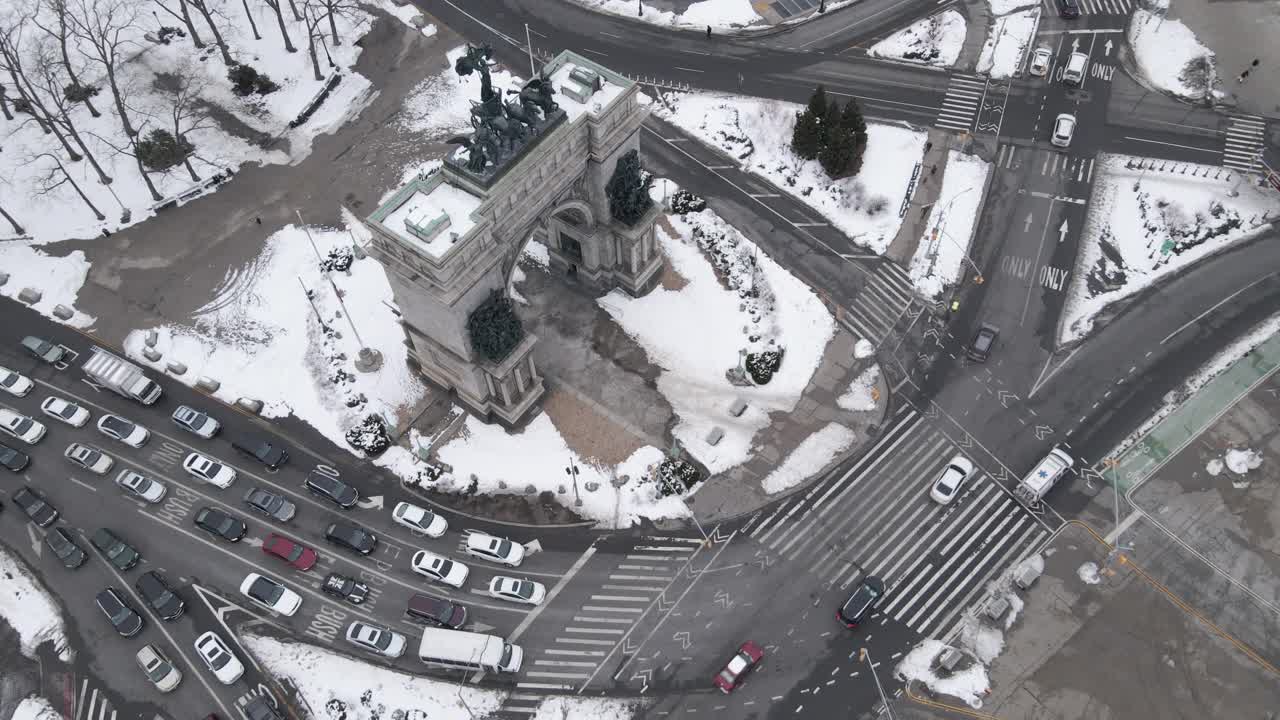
[[677, 328, 892, 525], [884, 128, 957, 264], [953, 0, 991, 73]]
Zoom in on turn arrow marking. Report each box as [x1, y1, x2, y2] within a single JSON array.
[[355, 495, 383, 510]]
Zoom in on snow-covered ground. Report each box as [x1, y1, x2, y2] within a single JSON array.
[[1061, 154, 1280, 344], [838, 365, 880, 412], [243, 633, 644, 720], [400, 46, 522, 139], [0, 546, 72, 662], [896, 638, 991, 708], [1077, 561, 1102, 584], [652, 92, 927, 254], [1206, 448, 1263, 488], [10, 696, 61, 720], [977, 7, 1040, 78], [761, 422, 856, 494], [869, 10, 966, 67], [600, 199, 836, 475], [0, 0, 380, 245], [0, 244, 96, 327], [1129, 5, 1222, 103], [908, 150, 991, 298], [124, 212, 429, 455], [563, 0, 763, 31]]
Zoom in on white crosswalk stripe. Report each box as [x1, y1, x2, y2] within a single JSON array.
[[1076, 0, 1131, 14], [935, 75, 985, 132], [996, 144, 1096, 186], [748, 409, 1050, 639], [75, 680, 118, 720], [1222, 116, 1266, 172], [844, 261, 917, 345]]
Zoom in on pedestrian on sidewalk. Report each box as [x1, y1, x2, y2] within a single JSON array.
[[100, 228, 112, 238], [255, 216, 262, 224], [706, 25, 711, 39], [1238, 70, 1250, 83], [924, 141, 933, 153], [931, 165, 938, 175]]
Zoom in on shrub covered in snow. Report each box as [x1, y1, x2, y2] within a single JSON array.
[[606, 149, 654, 226], [345, 414, 392, 455], [654, 456, 701, 497], [670, 190, 707, 215], [320, 247, 354, 273], [136, 128, 195, 172], [228, 63, 279, 97], [745, 348, 784, 385], [467, 290, 525, 362]]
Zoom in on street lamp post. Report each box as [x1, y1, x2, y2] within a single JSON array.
[[859, 648, 896, 720], [565, 460, 582, 507], [638, 0, 643, 16], [819, 0, 826, 12]]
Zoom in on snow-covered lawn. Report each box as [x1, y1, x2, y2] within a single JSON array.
[[838, 364, 880, 412], [1061, 154, 1280, 344], [653, 92, 927, 254], [0, 244, 96, 327], [123, 212, 428, 454], [0, 546, 72, 662], [908, 150, 991, 298], [869, 10, 966, 68], [400, 46, 521, 139], [761, 422, 856, 494], [0, 0, 380, 245], [1129, 7, 1221, 103], [531, 697, 643, 720], [599, 201, 835, 474], [977, 7, 1040, 78], [563, 0, 763, 31]]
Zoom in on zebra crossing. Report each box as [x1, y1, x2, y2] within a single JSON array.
[[1048, 0, 1133, 14], [935, 75, 986, 132], [73, 678, 117, 720], [844, 261, 916, 345], [742, 407, 1051, 639], [1222, 116, 1266, 172], [513, 536, 702, 696], [996, 143, 1096, 185]]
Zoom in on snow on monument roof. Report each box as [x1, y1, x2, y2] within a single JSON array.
[[381, 181, 481, 259], [547, 61, 627, 121]]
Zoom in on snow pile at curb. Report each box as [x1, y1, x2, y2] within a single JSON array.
[[1129, 8, 1220, 103], [854, 338, 876, 358], [838, 365, 881, 412], [652, 92, 927, 254], [531, 695, 646, 719], [908, 151, 991, 298], [563, 0, 763, 30], [243, 634, 505, 719], [977, 7, 1040, 78], [761, 423, 857, 494], [11, 696, 61, 720], [1061, 153, 1280, 344], [124, 213, 428, 455], [1077, 562, 1102, 585], [0, 546, 73, 662], [599, 203, 835, 474], [870, 10, 966, 67], [896, 639, 991, 708], [0, 244, 96, 327], [1225, 448, 1262, 474]]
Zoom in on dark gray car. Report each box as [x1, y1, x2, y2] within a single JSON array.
[[45, 527, 86, 569], [21, 336, 65, 364], [244, 487, 296, 522], [13, 487, 58, 527], [95, 588, 144, 637], [135, 571, 185, 621]]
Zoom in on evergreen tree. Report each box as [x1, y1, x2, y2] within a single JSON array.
[[821, 101, 841, 147], [841, 99, 869, 177], [820, 125, 856, 179], [806, 85, 828, 122], [136, 128, 195, 172], [606, 149, 654, 226], [791, 110, 823, 160]]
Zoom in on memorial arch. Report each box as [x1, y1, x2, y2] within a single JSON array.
[[365, 50, 662, 425]]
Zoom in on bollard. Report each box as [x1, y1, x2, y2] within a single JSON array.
[[52, 305, 75, 320], [145, 330, 159, 348], [17, 287, 42, 304], [141, 347, 162, 362], [195, 376, 220, 393], [235, 397, 264, 414]]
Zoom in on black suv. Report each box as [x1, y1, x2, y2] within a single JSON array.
[[324, 522, 377, 555], [0, 442, 30, 472], [13, 487, 58, 527], [966, 323, 999, 362], [135, 570, 186, 621], [231, 433, 289, 470], [95, 588, 144, 637], [1058, 0, 1080, 17], [45, 527, 87, 569], [837, 576, 885, 628], [304, 471, 358, 509], [406, 593, 468, 629], [322, 573, 369, 604], [91, 528, 141, 570], [242, 696, 285, 720], [194, 507, 248, 542]]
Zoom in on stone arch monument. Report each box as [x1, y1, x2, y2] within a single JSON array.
[[364, 49, 663, 425]]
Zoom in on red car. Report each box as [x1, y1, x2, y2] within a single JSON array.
[[262, 533, 318, 571], [713, 640, 764, 693]]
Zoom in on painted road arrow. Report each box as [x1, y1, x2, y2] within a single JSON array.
[[1058, 219, 1070, 243], [1034, 425, 1054, 440], [1104, 39, 1113, 57], [354, 495, 383, 510], [672, 631, 692, 650], [27, 525, 42, 557], [997, 390, 1018, 408], [1024, 212, 1033, 232], [522, 538, 543, 555]]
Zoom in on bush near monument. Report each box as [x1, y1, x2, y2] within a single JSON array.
[[607, 148, 654, 225], [746, 348, 784, 385], [654, 456, 701, 497], [671, 190, 708, 215], [467, 290, 525, 362]]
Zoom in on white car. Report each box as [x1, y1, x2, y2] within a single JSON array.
[[116, 468, 166, 503], [0, 365, 34, 397], [465, 532, 525, 567], [97, 414, 150, 448], [1051, 113, 1076, 148], [41, 396, 90, 427], [410, 550, 469, 588], [239, 573, 302, 616], [1029, 47, 1052, 77], [65, 443, 114, 475], [929, 455, 975, 505], [487, 576, 546, 605], [345, 621, 407, 658], [194, 631, 244, 685], [0, 409, 46, 444], [171, 405, 219, 438], [136, 644, 182, 693], [183, 452, 236, 488], [392, 501, 448, 537]]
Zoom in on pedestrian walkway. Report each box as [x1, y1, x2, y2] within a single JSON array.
[[995, 143, 1097, 186], [1222, 115, 1267, 173], [843, 262, 918, 342], [514, 536, 703, 692], [935, 75, 986, 132], [742, 406, 1050, 639], [73, 678, 117, 720], [885, 129, 955, 265]]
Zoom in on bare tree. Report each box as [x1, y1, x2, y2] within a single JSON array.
[[152, 0, 203, 48], [0, 202, 25, 234], [150, 67, 211, 181], [239, 0, 259, 40], [0, 18, 80, 156], [285, 0, 301, 21], [68, 0, 140, 137], [300, 0, 328, 81], [31, 0, 102, 117], [88, 127, 161, 200], [186, 0, 232, 64], [0, 85, 13, 121], [31, 149, 105, 219], [316, 0, 356, 46], [259, 0, 295, 53], [29, 39, 113, 183]]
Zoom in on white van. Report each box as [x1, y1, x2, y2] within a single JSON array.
[[1013, 447, 1074, 503], [1063, 52, 1088, 85]]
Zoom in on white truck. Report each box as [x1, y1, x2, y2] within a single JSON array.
[[82, 347, 163, 405], [416, 627, 522, 673], [1013, 447, 1074, 503]]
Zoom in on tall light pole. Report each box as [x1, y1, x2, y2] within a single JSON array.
[[859, 648, 896, 720], [565, 459, 582, 507]]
